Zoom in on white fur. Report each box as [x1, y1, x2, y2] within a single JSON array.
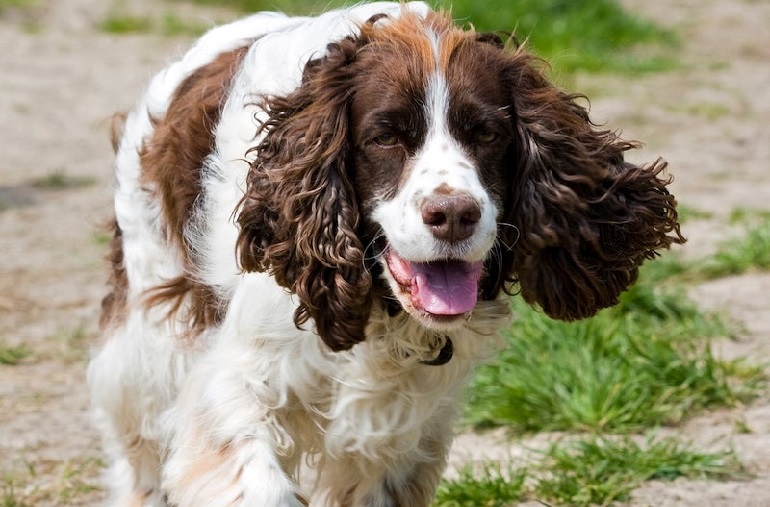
[[89, 4, 511, 506]]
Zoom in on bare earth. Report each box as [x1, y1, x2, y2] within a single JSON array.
[[0, 0, 768, 505]]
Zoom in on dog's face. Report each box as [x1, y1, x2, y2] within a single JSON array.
[[237, 11, 684, 351], [347, 27, 512, 330]]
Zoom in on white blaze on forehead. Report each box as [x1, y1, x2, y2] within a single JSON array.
[[425, 72, 451, 138], [424, 26, 450, 135], [419, 28, 470, 190]]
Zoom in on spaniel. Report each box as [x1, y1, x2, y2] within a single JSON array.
[[89, 3, 684, 506]]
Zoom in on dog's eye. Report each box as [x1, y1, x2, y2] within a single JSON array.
[[373, 132, 400, 147], [474, 130, 499, 144]]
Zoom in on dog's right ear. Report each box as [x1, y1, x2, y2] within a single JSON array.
[[236, 36, 374, 352], [497, 48, 685, 320]]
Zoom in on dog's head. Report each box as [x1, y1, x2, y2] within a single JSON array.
[[237, 10, 684, 351]]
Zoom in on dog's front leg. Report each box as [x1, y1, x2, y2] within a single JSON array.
[[312, 427, 453, 507], [161, 343, 306, 507], [312, 375, 459, 507]]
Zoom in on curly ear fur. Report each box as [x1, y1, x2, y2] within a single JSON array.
[[491, 49, 685, 320], [237, 36, 372, 352]]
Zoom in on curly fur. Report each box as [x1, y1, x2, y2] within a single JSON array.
[[500, 48, 682, 319], [237, 34, 372, 351]]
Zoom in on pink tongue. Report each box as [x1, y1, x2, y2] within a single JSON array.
[[410, 260, 483, 315]]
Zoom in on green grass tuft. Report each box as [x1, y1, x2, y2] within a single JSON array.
[[728, 208, 770, 224], [99, 14, 154, 35], [0, 343, 31, 365], [446, 0, 678, 74], [432, 462, 527, 507], [1, 458, 103, 507], [464, 216, 769, 434], [535, 435, 746, 507], [159, 12, 212, 37], [676, 204, 713, 223], [432, 436, 744, 507], [632, 213, 770, 284], [694, 217, 770, 279], [464, 273, 760, 433], [0, 0, 36, 14], [100, 12, 209, 36], [30, 170, 96, 190]]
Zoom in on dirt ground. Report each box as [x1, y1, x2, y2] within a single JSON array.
[[0, 0, 768, 505]]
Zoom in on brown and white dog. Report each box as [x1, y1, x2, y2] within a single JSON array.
[[89, 3, 684, 506]]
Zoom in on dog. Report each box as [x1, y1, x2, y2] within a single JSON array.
[[88, 2, 684, 505]]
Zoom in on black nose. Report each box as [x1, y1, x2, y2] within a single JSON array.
[[421, 193, 481, 243]]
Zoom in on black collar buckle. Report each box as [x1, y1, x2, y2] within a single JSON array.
[[420, 336, 453, 366]]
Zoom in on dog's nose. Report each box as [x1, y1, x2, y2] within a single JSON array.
[[421, 193, 481, 243]]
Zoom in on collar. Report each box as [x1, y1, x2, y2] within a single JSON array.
[[420, 336, 453, 366]]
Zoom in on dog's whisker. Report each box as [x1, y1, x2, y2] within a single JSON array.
[[362, 231, 387, 271], [496, 222, 520, 251]]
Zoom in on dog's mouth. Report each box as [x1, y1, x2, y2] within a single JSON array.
[[384, 249, 483, 320]]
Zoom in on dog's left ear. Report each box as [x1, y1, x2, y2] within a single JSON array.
[[490, 49, 685, 320], [237, 36, 373, 351]]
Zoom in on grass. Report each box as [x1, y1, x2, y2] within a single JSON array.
[[91, 230, 112, 246], [645, 213, 770, 283], [0, 0, 35, 14], [100, 12, 211, 36], [30, 170, 96, 190], [694, 217, 770, 279], [0, 343, 31, 365], [728, 207, 770, 224], [534, 435, 746, 507], [463, 274, 761, 433], [445, 0, 678, 74], [671, 102, 732, 121], [99, 14, 153, 34], [676, 204, 714, 223], [433, 435, 745, 507], [55, 459, 102, 503], [433, 463, 527, 507], [180, 0, 677, 74], [1, 458, 102, 507]]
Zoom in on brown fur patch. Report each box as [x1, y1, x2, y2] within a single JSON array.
[[360, 10, 438, 70], [141, 45, 249, 248], [361, 10, 473, 77], [433, 182, 454, 194], [100, 111, 130, 332], [100, 218, 128, 331], [110, 112, 127, 153], [139, 44, 250, 337]]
